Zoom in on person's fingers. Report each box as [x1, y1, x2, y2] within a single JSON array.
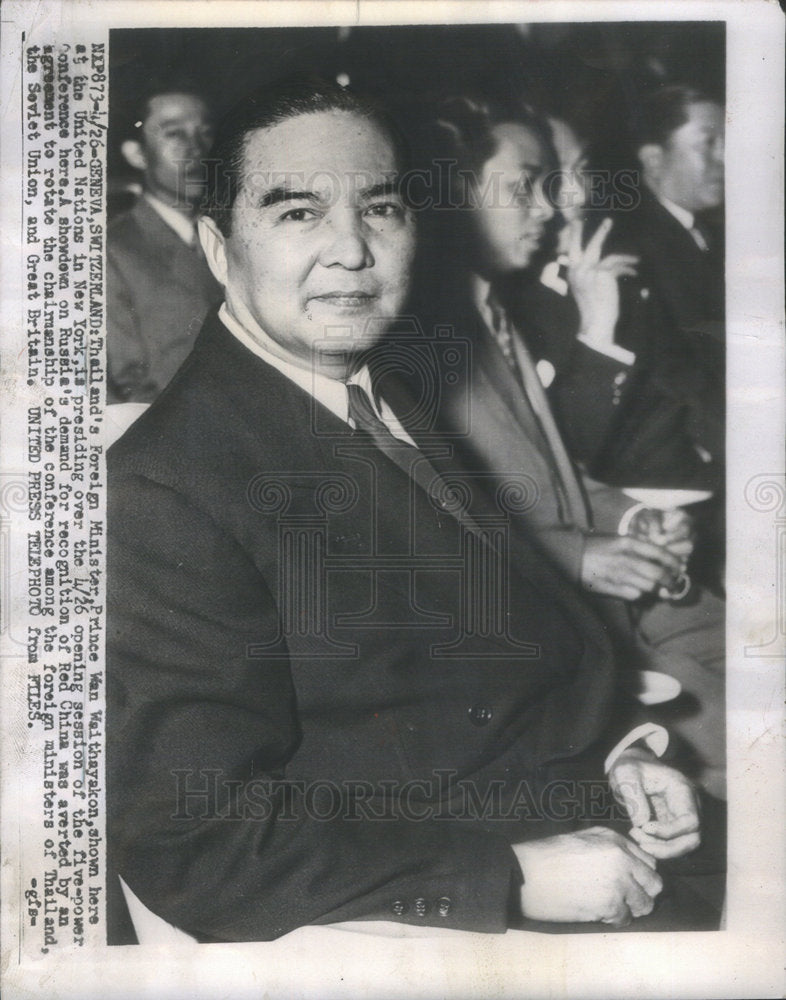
[[661, 508, 692, 533], [621, 837, 659, 870], [601, 901, 633, 928], [629, 827, 701, 859], [618, 555, 673, 590], [623, 536, 684, 573], [642, 788, 700, 839], [598, 264, 638, 282], [659, 520, 694, 545], [584, 216, 613, 263], [606, 583, 647, 600], [627, 858, 664, 901], [612, 768, 652, 826], [622, 870, 660, 918], [660, 521, 692, 541], [597, 254, 639, 269], [596, 267, 639, 282], [567, 217, 584, 265], [585, 576, 646, 600], [663, 539, 694, 558]]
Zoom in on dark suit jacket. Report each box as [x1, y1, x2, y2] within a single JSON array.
[[107, 311, 638, 943], [502, 218, 724, 494], [398, 294, 634, 583], [607, 189, 724, 338], [106, 197, 222, 403]]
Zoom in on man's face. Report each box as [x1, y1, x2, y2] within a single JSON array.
[[548, 118, 587, 224], [651, 101, 725, 212], [210, 110, 416, 375], [138, 93, 214, 208], [471, 122, 554, 276]]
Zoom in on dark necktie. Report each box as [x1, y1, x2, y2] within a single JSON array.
[[346, 382, 410, 446], [689, 223, 710, 253], [486, 295, 581, 526], [346, 382, 482, 534]]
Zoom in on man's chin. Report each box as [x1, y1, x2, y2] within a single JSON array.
[[307, 305, 397, 343]]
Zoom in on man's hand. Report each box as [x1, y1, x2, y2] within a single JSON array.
[[609, 748, 701, 860], [629, 507, 695, 562], [567, 217, 639, 351], [514, 827, 663, 927], [581, 534, 685, 601]]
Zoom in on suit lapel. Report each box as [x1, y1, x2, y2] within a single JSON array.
[[507, 326, 590, 529], [469, 311, 590, 530], [131, 198, 215, 295]]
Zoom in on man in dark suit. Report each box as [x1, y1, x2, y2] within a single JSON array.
[[502, 99, 725, 491], [409, 95, 725, 798], [107, 79, 713, 946], [618, 85, 725, 338], [503, 95, 726, 590], [107, 87, 222, 402]]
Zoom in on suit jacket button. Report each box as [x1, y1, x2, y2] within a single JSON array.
[[391, 899, 407, 916], [468, 705, 493, 726], [437, 896, 452, 917], [414, 897, 428, 917]]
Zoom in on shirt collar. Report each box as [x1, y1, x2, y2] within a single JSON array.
[[471, 273, 496, 332], [144, 193, 198, 246], [657, 194, 695, 232], [217, 303, 415, 444], [219, 303, 350, 424]]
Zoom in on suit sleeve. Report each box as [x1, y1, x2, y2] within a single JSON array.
[[549, 341, 633, 469], [108, 473, 520, 942], [106, 249, 156, 403]]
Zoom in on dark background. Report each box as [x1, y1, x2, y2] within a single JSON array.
[[108, 21, 725, 203]]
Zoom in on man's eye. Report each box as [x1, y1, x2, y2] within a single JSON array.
[[280, 207, 317, 222], [365, 202, 403, 218], [513, 179, 535, 205]]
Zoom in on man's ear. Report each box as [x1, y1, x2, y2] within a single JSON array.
[[120, 139, 147, 173], [197, 216, 228, 287], [637, 143, 664, 184]]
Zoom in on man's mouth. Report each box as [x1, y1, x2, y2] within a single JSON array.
[[520, 230, 544, 246], [309, 292, 378, 308]]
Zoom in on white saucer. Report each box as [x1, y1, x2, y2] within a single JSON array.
[[622, 487, 713, 509]]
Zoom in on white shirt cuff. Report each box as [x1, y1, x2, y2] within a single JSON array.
[[617, 502, 648, 537], [604, 723, 670, 773], [576, 334, 636, 366]]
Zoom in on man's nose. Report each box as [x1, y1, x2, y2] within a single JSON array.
[[531, 182, 555, 222], [183, 128, 211, 159], [319, 213, 374, 270]]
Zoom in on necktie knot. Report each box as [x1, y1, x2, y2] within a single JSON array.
[[690, 221, 710, 253], [346, 382, 394, 439], [486, 293, 517, 369]]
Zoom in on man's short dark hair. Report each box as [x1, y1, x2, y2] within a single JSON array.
[[631, 84, 722, 149], [201, 75, 408, 236], [125, 80, 211, 144], [432, 93, 556, 183]]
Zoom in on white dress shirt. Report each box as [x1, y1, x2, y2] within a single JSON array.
[[219, 304, 416, 445], [144, 193, 199, 246]]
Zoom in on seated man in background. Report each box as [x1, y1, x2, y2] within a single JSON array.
[[405, 95, 725, 798], [614, 84, 725, 340], [107, 77, 719, 946], [107, 84, 222, 403], [500, 110, 725, 591]]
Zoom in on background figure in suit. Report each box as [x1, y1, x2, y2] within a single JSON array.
[[619, 85, 725, 338], [107, 87, 222, 402], [107, 78, 714, 945], [407, 95, 725, 797], [500, 112, 725, 591]]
